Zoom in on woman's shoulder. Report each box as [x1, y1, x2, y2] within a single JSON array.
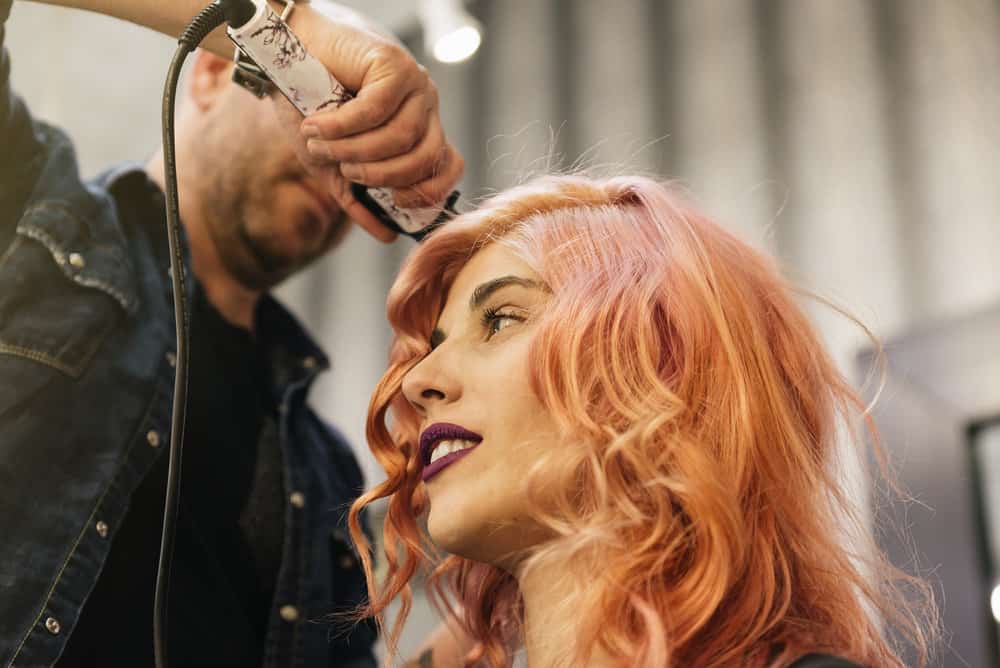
[[787, 654, 868, 668]]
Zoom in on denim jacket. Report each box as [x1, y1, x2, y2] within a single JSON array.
[[0, 3, 376, 666]]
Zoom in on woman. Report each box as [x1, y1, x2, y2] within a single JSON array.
[[346, 174, 937, 667]]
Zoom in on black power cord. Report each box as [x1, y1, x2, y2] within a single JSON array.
[[156, 2, 443, 663], [156, 2, 254, 667]]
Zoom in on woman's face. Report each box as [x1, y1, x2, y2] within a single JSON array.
[[401, 242, 561, 570]]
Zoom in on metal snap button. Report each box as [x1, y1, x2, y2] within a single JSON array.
[[95, 521, 109, 538], [45, 617, 61, 634], [68, 253, 86, 269], [289, 492, 305, 509], [165, 351, 176, 368], [147, 430, 161, 448], [279, 605, 300, 623]]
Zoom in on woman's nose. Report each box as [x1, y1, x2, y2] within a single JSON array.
[[400, 349, 462, 414]]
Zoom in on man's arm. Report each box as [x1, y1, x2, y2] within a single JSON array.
[[21, 0, 464, 239], [23, 0, 326, 61], [0, 0, 13, 246]]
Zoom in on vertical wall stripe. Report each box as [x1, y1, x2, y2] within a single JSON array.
[[893, 1, 1000, 323], [647, 0, 676, 177], [552, 0, 579, 167], [778, 0, 908, 350], [753, 0, 791, 258], [670, 0, 773, 251], [571, 1, 658, 172], [871, 1, 923, 323], [477, 0, 562, 190], [462, 0, 488, 197]]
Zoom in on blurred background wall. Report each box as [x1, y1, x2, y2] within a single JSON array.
[[7, 0, 1000, 664]]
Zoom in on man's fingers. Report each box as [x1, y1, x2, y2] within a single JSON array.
[[324, 171, 398, 243], [302, 49, 426, 139], [340, 117, 451, 189], [304, 88, 435, 164], [392, 146, 465, 209], [345, 198, 398, 243]]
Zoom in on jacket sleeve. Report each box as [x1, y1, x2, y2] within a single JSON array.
[[0, 0, 47, 254]]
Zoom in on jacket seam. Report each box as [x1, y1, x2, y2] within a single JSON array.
[[288, 389, 314, 668], [6, 498, 107, 668], [0, 342, 77, 377], [0, 312, 116, 379], [16, 223, 137, 314], [6, 387, 164, 668], [0, 234, 22, 266]]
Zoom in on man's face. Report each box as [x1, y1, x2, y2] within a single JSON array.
[[188, 56, 351, 290]]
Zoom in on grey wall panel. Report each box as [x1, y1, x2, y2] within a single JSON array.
[[860, 303, 1000, 668]]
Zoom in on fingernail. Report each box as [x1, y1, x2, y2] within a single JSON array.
[[301, 123, 320, 139], [340, 163, 359, 180], [306, 139, 328, 159]]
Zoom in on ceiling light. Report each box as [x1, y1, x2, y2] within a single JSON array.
[[419, 0, 482, 64]]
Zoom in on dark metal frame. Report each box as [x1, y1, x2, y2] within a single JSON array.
[[968, 417, 1000, 664]]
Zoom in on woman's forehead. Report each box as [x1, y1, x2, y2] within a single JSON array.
[[451, 244, 535, 293]]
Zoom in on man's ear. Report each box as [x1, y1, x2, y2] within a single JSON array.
[[186, 49, 236, 112]]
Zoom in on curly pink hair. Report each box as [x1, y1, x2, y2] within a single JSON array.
[[346, 174, 937, 667]]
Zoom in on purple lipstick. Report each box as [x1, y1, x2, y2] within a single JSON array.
[[419, 422, 483, 482]]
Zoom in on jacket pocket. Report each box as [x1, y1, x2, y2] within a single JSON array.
[[0, 211, 127, 379]]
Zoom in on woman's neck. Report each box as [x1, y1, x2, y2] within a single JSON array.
[[517, 562, 616, 667]]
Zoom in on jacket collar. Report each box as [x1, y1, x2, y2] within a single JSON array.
[[101, 164, 331, 397], [254, 293, 330, 400]]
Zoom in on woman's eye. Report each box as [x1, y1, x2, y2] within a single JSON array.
[[483, 309, 523, 339], [488, 316, 515, 336]]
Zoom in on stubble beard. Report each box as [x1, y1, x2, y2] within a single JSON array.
[[196, 129, 349, 292], [203, 165, 302, 292]]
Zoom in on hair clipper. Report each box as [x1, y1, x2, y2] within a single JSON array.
[[225, 0, 458, 240]]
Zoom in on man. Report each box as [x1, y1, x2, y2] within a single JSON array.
[[0, 0, 463, 665]]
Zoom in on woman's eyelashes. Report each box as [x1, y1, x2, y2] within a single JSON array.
[[481, 305, 526, 340], [426, 303, 531, 350]]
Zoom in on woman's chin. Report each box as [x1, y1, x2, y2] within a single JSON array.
[[426, 512, 473, 558]]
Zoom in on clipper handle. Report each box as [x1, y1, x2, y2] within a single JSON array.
[[227, 1, 454, 238]]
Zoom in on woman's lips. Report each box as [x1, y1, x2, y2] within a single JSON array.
[[418, 422, 484, 465], [421, 442, 480, 482], [418, 422, 484, 482]]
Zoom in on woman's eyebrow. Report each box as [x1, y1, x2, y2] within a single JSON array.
[[469, 276, 549, 310], [429, 277, 547, 349]]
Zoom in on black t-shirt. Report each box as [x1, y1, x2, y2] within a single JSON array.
[[58, 255, 285, 665]]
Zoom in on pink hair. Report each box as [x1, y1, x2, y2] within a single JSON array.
[[346, 174, 938, 667]]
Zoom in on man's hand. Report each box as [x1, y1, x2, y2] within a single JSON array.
[[33, 0, 463, 243], [278, 3, 464, 242]]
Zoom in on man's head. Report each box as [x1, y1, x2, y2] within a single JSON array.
[[174, 49, 352, 291]]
